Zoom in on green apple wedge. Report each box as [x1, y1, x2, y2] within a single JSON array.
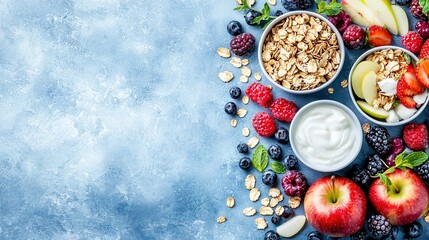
[[351, 61, 381, 99], [362, 71, 378, 105], [391, 5, 409, 36], [357, 100, 389, 119], [364, 0, 398, 35], [341, 0, 385, 27]]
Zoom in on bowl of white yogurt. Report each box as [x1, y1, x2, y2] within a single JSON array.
[[290, 100, 363, 172]]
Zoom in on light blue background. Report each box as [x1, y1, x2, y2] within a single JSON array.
[[0, 0, 428, 239]]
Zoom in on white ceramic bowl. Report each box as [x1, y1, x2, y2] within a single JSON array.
[[258, 11, 345, 94], [348, 46, 428, 126], [290, 100, 363, 172]]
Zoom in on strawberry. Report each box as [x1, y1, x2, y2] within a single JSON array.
[[419, 39, 429, 59], [397, 78, 420, 96], [402, 65, 425, 93], [368, 25, 393, 47], [416, 58, 429, 88], [397, 94, 417, 108]]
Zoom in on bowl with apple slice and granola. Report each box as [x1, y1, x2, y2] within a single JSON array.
[[349, 46, 429, 126]]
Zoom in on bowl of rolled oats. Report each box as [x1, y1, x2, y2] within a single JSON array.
[[348, 46, 428, 126], [258, 11, 345, 94]]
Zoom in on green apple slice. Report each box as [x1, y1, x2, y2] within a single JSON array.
[[351, 61, 381, 99], [391, 5, 409, 36], [364, 0, 398, 35], [276, 215, 306, 238], [362, 71, 378, 105], [357, 100, 389, 119]]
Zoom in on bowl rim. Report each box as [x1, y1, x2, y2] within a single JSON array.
[[289, 100, 363, 172], [347, 45, 428, 127], [257, 10, 345, 94]]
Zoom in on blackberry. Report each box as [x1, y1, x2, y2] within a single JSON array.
[[275, 10, 283, 17], [283, 154, 298, 170], [365, 154, 387, 176], [271, 216, 280, 225], [411, 0, 428, 21], [415, 160, 429, 184], [229, 86, 242, 99], [281, 170, 308, 197], [281, 0, 312, 11], [237, 142, 249, 154], [367, 215, 392, 238], [350, 229, 367, 240], [262, 169, 278, 186], [274, 127, 289, 144], [365, 125, 392, 155], [227, 21, 243, 36], [350, 164, 371, 188], [396, 0, 411, 5], [278, 205, 294, 219], [230, 33, 255, 56], [268, 144, 282, 160], [307, 231, 322, 240], [264, 230, 280, 240], [404, 221, 422, 239], [244, 10, 262, 25], [239, 157, 252, 170], [224, 102, 237, 115]]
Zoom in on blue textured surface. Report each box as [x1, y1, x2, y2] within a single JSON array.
[[0, 0, 428, 239]]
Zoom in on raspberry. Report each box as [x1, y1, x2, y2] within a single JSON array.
[[416, 21, 429, 39], [269, 98, 297, 122], [367, 215, 392, 238], [252, 112, 276, 137], [402, 31, 423, 54], [403, 123, 428, 151], [246, 82, 273, 108], [281, 170, 308, 197], [230, 33, 255, 56], [365, 125, 392, 156], [342, 25, 366, 49], [327, 11, 352, 33], [411, 0, 428, 21]]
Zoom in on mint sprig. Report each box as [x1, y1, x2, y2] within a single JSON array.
[[234, 0, 276, 29], [252, 145, 269, 172], [376, 151, 428, 193], [271, 161, 286, 174], [315, 0, 343, 16], [419, 0, 429, 17]]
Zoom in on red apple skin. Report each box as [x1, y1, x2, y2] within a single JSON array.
[[304, 176, 367, 237], [369, 168, 429, 226]]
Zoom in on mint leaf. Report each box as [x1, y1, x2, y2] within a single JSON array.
[[252, 145, 269, 172], [262, 3, 270, 16], [404, 53, 411, 64], [377, 173, 392, 193], [317, 0, 343, 16], [420, 0, 429, 16], [395, 152, 405, 166], [271, 162, 286, 174], [384, 167, 395, 175], [251, 15, 264, 25], [403, 151, 428, 168]]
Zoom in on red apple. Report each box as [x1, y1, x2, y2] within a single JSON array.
[[304, 176, 367, 237], [369, 168, 429, 226]]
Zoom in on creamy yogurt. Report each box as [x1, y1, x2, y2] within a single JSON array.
[[292, 104, 357, 166]]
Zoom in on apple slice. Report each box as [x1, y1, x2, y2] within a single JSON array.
[[391, 5, 409, 36], [276, 215, 306, 238], [352, 61, 381, 99], [342, 2, 371, 27], [362, 71, 378, 105], [364, 0, 398, 35], [341, 0, 385, 27], [357, 100, 389, 119]]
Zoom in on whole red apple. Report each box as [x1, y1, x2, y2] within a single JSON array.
[[304, 176, 367, 237], [369, 168, 429, 226]]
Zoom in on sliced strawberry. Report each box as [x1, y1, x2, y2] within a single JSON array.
[[406, 63, 415, 74], [402, 65, 425, 94], [419, 39, 429, 59], [368, 25, 393, 47], [416, 59, 429, 88], [398, 94, 417, 108], [397, 78, 420, 96]]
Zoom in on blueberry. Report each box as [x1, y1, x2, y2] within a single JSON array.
[[224, 102, 237, 115], [262, 169, 277, 186], [227, 20, 243, 36], [279, 205, 294, 219], [307, 231, 323, 240], [274, 127, 289, 144], [229, 86, 242, 99], [404, 221, 422, 238], [239, 157, 252, 170], [396, 0, 411, 5], [283, 154, 298, 170], [271, 216, 280, 225], [244, 10, 262, 26], [275, 10, 283, 17], [237, 142, 249, 154], [268, 144, 282, 160], [264, 230, 280, 240]]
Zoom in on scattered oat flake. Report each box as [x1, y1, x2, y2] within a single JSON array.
[[217, 48, 231, 58], [242, 127, 250, 137], [267, 85, 272, 89], [269, 188, 281, 198], [240, 75, 249, 83], [218, 71, 234, 83], [425, 214, 429, 223], [289, 197, 301, 209], [362, 123, 371, 134], [255, 217, 268, 230], [274, 193, 284, 202], [242, 58, 249, 66], [249, 188, 261, 202], [327, 88, 334, 94], [269, 198, 279, 208], [261, 198, 270, 207], [236, 0, 242, 4], [237, 108, 247, 118], [245, 174, 256, 190], [242, 95, 249, 104], [247, 136, 259, 148], [230, 57, 242, 68], [260, 206, 274, 216], [241, 66, 252, 77], [275, 206, 285, 216], [247, 0, 256, 6], [217, 216, 227, 224], [231, 119, 237, 127], [268, 0, 276, 5], [340, 79, 348, 88], [226, 197, 235, 208], [243, 207, 257, 216], [254, 72, 262, 81]]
